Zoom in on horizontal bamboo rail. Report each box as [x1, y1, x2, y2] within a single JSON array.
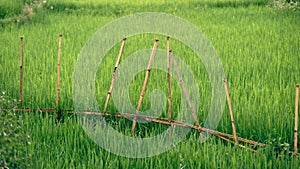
[[14, 107, 266, 147]]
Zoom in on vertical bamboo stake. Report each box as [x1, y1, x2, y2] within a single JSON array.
[[169, 50, 201, 130], [19, 37, 24, 107], [167, 36, 172, 120], [294, 84, 299, 154], [131, 39, 159, 134], [56, 34, 62, 110], [103, 38, 127, 113], [167, 36, 173, 136], [223, 78, 238, 143]]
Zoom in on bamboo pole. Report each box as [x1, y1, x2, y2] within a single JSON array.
[[19, 37, 24, 107], [167, 36, 173, 136], [79, 110, 266, 147], [131, 39, 159, 134], [103, 38, 127, 113], [294, 84, 299, 154], [56, 34, 62, 110], [224, 78, 238, 143], [169, 50, 201, 130], [17, 108, 300, 155], [167, 36, 172, 121], [216, 134, 256, 153], [15, 107, 267, 147]]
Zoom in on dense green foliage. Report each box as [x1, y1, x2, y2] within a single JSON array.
[[0, 92, 31, 168], [0, 0, 299, 168]]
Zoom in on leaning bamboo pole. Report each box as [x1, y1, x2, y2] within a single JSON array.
[[224, 78, 238, 143], [78, 110, 267, 147], [102, 38, 127, 113], [14, 106, 268, 147], [56, 34, 62, 109], [216, 134, 256, 153], [294, 84, 299, 154], [19, 37, 24, 107], [17, 107, 300, 154], [131, 39, 159, 134], [169, 50, 201, 130]]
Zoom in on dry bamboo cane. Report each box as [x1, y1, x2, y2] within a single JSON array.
[[167, 36, 172, 120], [56, 34, 62, 110], [167, 36, 173, 136], [216, 134, 256, 153], [19, 37, 24, 107], [169, 50, 201, 131], [131, 39, 159, 134], [224, 78, 238, 143], [79, 110, 266, 147], [15, 106, 267, 147], [103, 38, 127, 113], [294, 84, 299, 154]]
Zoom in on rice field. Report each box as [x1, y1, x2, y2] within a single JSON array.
[[0, 0, 300, 168]]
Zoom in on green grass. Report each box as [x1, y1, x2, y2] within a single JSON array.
[[0, 0, 24, 18], [0, 0, 300, 168]]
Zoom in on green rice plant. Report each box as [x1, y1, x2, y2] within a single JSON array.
[[0, 0, 300, 168], [0, 92, 32, 168]]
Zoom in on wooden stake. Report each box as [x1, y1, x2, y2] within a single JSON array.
[[169, 50, 201, 130], [56, 34, 62, 110], [167, 36, 173, 136], [131, 39, 159, 134], [103, 38, 127, 113], [167, 36, 172, 121], [294, 84, 299, 154], [224, 78, 238, 143], [19, 37, 24, 107]]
